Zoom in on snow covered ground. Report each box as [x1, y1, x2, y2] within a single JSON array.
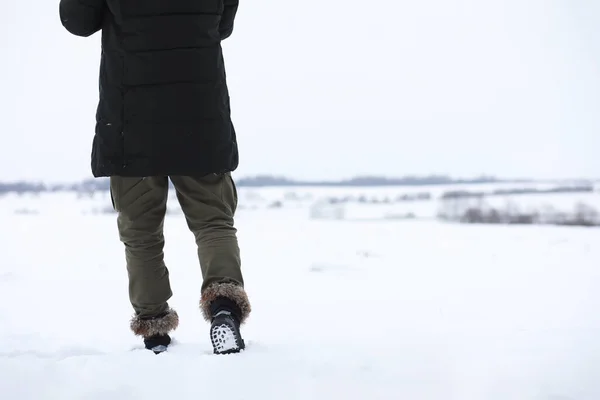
[[1, 191, 599, 399]]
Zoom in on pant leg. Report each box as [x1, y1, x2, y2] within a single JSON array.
[[169, 173, 243, 291], [110, 176, 172, 319]]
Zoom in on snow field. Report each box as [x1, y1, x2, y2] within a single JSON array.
[[0, 198, 599, 399]]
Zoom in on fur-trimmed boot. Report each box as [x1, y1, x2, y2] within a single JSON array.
[[200, 283, 251, 355], [130, 308, 179, 354]]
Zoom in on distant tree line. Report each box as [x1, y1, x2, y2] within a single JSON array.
[[1, 175, 596, 196], [441, 185, 594, 199], [439, 200, 600, 227], [0, 175, 513, 195], [235, 174, 506, 187], [0, 180, 109, 194], [306, 185, 595, 207]]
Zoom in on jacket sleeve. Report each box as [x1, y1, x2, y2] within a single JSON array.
[[219, 0, 239, 40], [59, 0, 106, 37]]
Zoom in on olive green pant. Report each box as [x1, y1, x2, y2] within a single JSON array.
[[110, 173, 243, 319]]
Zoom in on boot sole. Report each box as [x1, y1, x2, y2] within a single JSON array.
[[210, 323, 245, 355], [150, 345, 168, 354]]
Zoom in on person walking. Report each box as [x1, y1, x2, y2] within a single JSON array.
[[59, 0, 251, 355]]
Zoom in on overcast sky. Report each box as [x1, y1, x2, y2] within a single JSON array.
[[1, 0, 599, 183]]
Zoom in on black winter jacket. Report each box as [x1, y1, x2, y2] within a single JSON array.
[[59, 0, 240, 177]]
